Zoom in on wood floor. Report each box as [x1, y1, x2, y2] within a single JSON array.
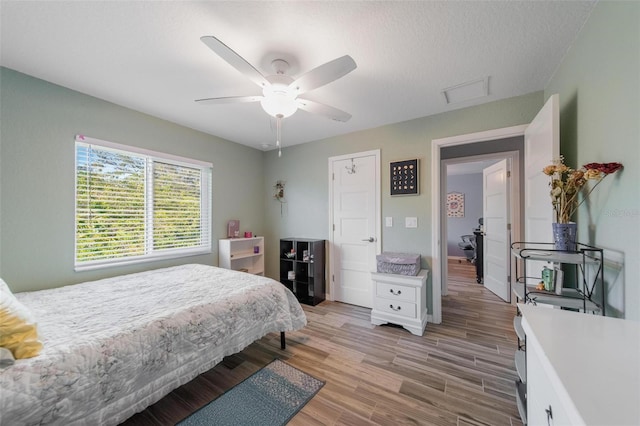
[[121, 260, 522, 426]]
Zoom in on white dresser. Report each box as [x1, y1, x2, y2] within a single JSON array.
[[370, 269, 428, 336], [519, 304, 640, 425]]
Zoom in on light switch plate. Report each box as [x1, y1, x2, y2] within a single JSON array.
[[405, 217, 418, 228], [385, 217, 393, 227]]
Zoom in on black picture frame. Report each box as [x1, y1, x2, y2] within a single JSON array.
[[390, 159, 419, 196]]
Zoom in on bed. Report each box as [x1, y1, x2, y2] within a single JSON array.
[[0, 263, 307, 426]]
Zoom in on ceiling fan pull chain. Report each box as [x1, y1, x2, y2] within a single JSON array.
[[276, 115, 282, 157]]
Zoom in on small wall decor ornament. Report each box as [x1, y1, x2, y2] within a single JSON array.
[[274, 180, 286, 202], [274, 180, 287, 216], [390, 159, 419, 196], [447, 192, 465, 217]]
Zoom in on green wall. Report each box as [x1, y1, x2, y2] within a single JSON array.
[[262, 92, 544, 314], [545, 1, 640, 320], [0, 67, 265, 292]]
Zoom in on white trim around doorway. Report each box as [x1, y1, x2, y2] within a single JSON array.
[[430, 124, 527, 324]]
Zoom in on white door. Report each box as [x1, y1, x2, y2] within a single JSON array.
[[524, 94, 560, 282], [483, 159, 511, 302], [330, 151, 380, 308]]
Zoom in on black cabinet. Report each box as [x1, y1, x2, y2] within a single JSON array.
[[280, 238, 325, 306], [473, 230, 483, 283]]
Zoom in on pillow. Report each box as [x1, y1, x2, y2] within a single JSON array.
[[0, 278, 42, 359]]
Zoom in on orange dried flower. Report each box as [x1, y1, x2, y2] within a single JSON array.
[[544, 157, 623, 223]]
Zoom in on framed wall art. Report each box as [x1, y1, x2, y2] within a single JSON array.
[[227, 219, 240, 238], [447, 192, 465, 217], [390, 159, 419, 196]]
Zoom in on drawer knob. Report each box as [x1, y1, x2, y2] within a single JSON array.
[[389, 289, 402, 296], [389, 304, 401, 311]]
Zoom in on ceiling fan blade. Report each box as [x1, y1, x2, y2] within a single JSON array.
[[195, 96, 263, 105], [296, 98, 352, 122], [200, 36, 269, 89], [289, 55, 357, 95]]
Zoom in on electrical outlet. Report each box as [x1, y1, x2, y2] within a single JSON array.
[[385, 217, 393, 227], [405, 217, 418, 228]]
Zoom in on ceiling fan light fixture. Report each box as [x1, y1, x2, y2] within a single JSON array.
[[260, 83, 298, 118]]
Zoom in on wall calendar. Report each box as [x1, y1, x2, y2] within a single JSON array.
[[390, 159, 419, 196]]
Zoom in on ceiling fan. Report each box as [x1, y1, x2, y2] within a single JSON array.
[[195, 36, 357, 156]]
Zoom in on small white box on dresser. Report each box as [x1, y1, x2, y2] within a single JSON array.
[[370, 269, 429, 336]]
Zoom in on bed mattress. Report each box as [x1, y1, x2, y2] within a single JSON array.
[[0, 264, 306, 425]]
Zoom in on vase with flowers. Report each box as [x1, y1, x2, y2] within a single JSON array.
[[543, 157, 623, 251]]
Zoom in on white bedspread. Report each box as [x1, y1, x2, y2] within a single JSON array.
[[0, 264, 306, 426]]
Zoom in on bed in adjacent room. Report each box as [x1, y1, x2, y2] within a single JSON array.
[[0, 263, 307, 426]]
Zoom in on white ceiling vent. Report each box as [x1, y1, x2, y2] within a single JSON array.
[[442, 77, 489, 104]]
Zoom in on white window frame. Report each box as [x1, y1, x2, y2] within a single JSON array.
[[74, 135, 212, 271]]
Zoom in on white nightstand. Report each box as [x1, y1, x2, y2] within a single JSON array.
[[370, 269, 428, 336]]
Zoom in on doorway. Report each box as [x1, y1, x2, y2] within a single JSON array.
[[443, 152, 521, 303], [430, 125, 527, 324]]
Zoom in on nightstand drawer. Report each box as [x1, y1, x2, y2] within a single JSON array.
[[370, 269, 429, 336], [374, 298, 416, 318], [376, 282, 416, 302]]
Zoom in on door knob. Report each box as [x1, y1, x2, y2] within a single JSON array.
[[361, 237, 376, 242]]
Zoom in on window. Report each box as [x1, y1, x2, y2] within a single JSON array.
[[75, 135, 212, 270]]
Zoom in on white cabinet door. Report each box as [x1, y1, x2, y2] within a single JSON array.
[[527, 342, 572, 426]]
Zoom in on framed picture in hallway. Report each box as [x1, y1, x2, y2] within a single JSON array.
[[390, 158, 419, 196], [447, 192, 465, 217]]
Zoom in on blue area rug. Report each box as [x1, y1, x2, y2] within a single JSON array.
[[177, 359, 324, 426]]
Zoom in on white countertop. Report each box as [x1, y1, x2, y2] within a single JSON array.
[[519, 304, 640, 426]]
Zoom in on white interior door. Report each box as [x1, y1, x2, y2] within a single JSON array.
[[330, 151, 380, 308], [483, 159, 511, 302], [524, 94, 560, 282]]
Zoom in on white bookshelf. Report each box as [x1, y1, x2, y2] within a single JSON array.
[[218, 237, 264, 275]]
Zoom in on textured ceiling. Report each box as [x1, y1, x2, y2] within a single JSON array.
[[0, 1, 595, 150]]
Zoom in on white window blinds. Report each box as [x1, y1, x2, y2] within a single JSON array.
[[75, 135, 212, 270]]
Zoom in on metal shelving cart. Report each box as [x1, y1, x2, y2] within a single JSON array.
[[511, 241, 605, 315]]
